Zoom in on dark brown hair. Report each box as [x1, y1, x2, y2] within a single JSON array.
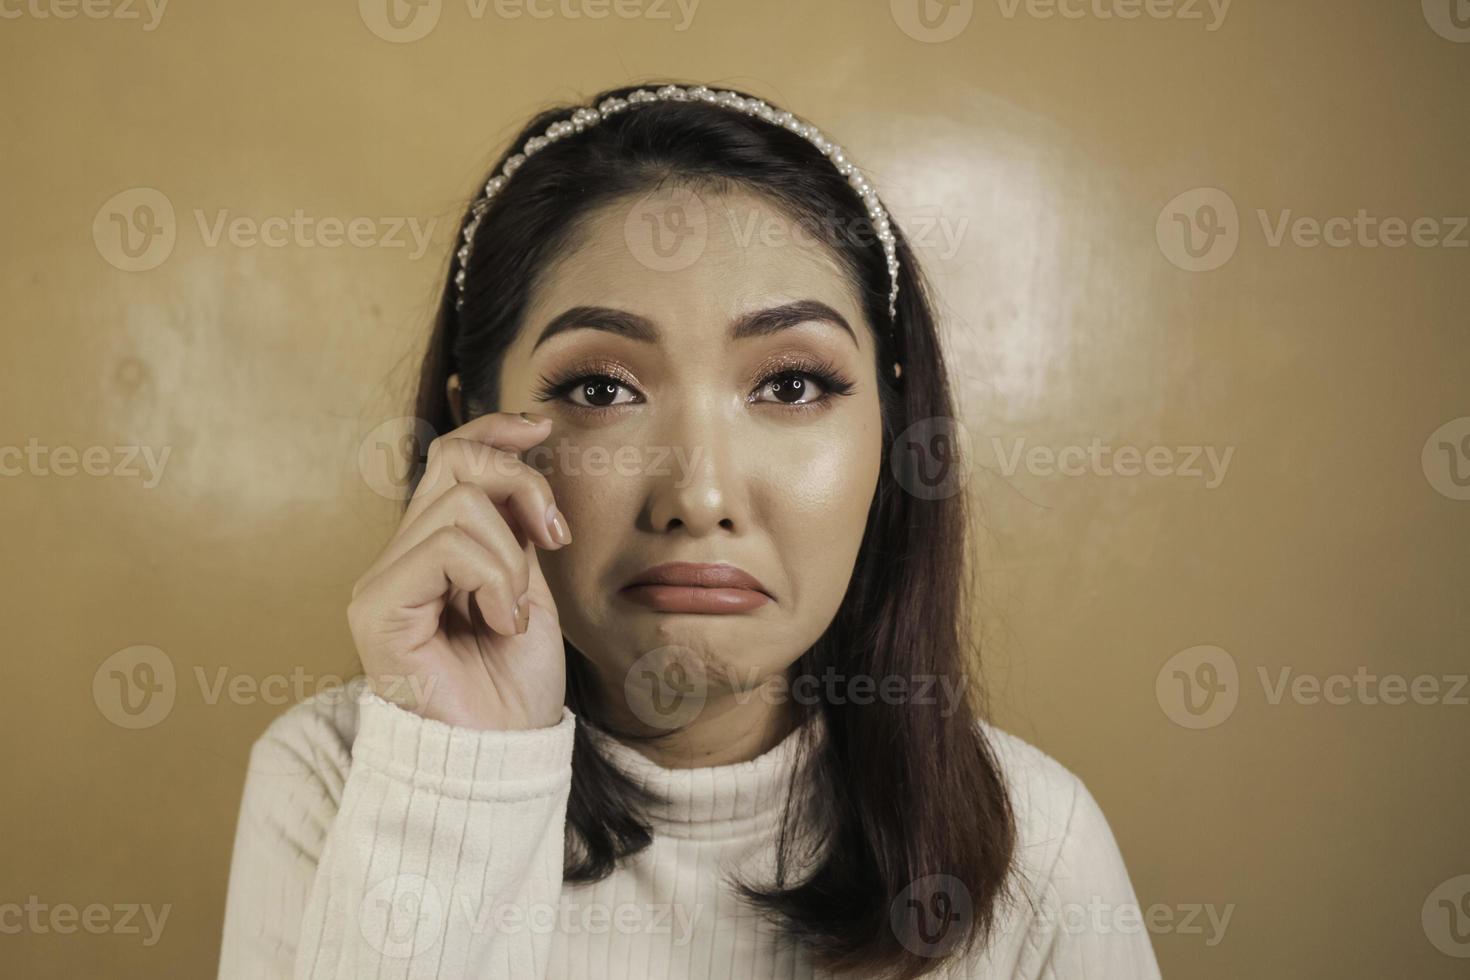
[[406, 80, 1017, 980]]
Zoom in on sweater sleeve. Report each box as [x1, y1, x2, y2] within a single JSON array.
[[217, 686, 577, 980]]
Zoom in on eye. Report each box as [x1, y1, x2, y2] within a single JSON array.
[[752, 370, 834, 406], [563, 374, 640, 409]]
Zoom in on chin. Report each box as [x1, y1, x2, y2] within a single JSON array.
[[586, 618, 790, 692]]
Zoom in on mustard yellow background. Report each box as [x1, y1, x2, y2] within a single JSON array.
[[2, 0, 1467, 976]]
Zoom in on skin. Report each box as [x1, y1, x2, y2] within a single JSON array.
[[349, 186, 883, 769]]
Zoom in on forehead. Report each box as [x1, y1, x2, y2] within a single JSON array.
[[521, 185, 872, 349]]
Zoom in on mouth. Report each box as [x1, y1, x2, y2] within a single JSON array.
[[619, 561, 773, 614]]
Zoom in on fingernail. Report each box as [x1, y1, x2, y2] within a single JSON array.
[[515, 593, 530, 633], [518, 411, 551, 425], [546, 503, 572, 545]]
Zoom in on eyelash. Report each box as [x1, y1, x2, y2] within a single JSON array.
[[532, 357, 856, 416]]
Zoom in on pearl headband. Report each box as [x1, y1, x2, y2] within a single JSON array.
[[452, 85, 903, 375]]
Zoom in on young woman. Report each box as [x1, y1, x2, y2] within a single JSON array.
[[217, 81, 1161, 979]]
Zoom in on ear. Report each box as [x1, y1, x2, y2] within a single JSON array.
[[446, 373, 465, 427]]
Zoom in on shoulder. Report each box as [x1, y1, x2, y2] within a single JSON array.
[[978, 721, 1085, 846], [977, 720, 1141, 902], [973, 720, 1161, 977]]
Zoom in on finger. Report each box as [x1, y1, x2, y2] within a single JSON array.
[[409, 409, 553, 507], [519, 522, 553, 609], [505, 531, 557, 642], [352, 525, 526, 639], [364, 481, 527, 589], [407, 436, 567, 551], [452, 410, 555, 451]]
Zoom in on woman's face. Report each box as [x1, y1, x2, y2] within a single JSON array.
[[495, 185, 883, 723]]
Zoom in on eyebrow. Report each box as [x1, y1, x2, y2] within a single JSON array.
[[530, 299, 858, 352]]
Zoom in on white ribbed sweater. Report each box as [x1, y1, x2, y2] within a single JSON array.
[[217, 676, 1161, 978]]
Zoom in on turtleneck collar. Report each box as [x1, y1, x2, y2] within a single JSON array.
[[579, 708, 828, 837]]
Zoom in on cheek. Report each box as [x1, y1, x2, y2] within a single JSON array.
[[527, 450, 640, 613], [768, 434, 877, 517], [757, 418, 883, 598]]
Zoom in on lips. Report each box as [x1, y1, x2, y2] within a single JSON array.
[[620, 562, 773, 614]]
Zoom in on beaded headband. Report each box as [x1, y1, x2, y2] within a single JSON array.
[[452, 85, 904, 376]]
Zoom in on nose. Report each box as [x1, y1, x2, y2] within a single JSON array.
[[644, 401, 745, 537]]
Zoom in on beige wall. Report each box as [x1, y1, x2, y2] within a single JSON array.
[[3, 0, 1467, 976]]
